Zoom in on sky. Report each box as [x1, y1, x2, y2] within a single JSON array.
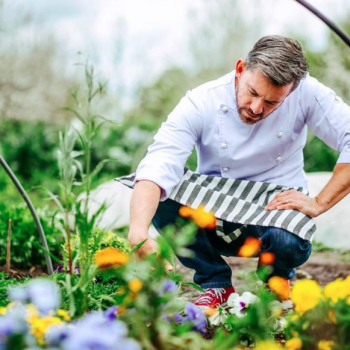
[[5, 0, 350, 107]]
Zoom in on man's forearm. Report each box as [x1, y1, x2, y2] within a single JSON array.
[[129, 180, 161, 238], [315, 163, 350, 215]]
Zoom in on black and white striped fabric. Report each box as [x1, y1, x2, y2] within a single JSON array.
[[115, 169, 316, 242]]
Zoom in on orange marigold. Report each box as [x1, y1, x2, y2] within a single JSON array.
[[238, 237, 261, 257], [94, 247, 129, 269], [268, 276, 291, 301], [259, 252, 275, 265], [129, 279, 143, 293], [179, 205, 216, 229]]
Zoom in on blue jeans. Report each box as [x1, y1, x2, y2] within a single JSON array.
[[152, 199, 312, 289]]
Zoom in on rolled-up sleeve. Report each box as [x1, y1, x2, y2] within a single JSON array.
[[135, 90, 204, 201], [301, 77, 350, 164]]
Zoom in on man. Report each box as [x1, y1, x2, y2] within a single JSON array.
[[127, 35, 350, 309]]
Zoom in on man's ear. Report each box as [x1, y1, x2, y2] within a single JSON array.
[[235, 59, 246, 78]]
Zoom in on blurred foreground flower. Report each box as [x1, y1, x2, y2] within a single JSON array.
[[94, 247, 129, 269], [46, 311, 141, 350], [227, 291, 260, 318], [285, 337, 302, 350], [323, 275, 350, 303], [9, 279, 60, 315], [318, 340, 334, 350], [238, 237, 261, 257], [158, 279, 178, 296], [179, 205, 216, 229], [128, 279, 143, 293], [252, 340, 282, 349], [259, 251, 275, 265], [268, 276, 290, 301], [182, 303, 207, 333], [291, 279, 322, 314]]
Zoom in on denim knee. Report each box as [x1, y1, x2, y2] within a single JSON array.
[[260, 228, 312, 270]]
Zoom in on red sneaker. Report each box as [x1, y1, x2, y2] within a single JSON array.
[[194, 286, 235, 309]]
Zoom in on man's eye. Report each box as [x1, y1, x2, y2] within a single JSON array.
[[249, 90, 258, 96], [266, 101, 276, 106]]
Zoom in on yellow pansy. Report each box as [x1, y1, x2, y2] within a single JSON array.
[[324, 278, 348, 303], [57, 309, 71, 322], [318, 340, 334, 350], [30, 316, 62, 344], [254, 340, 282, 350], [0, 307, 7, 315], [291, 279, 322, 314], [285, 338, 302, 350]]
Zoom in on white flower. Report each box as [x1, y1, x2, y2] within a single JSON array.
[[206, 306, 228, 326], [227, 291, 260, 318]]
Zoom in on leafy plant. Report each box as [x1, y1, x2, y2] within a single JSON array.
[[0, 203, 62, 269]]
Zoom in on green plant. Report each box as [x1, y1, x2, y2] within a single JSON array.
[[0, 203, 62, 269]]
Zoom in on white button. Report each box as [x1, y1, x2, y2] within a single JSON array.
[[277, 131, 284, 138], [221, 143, 228, 149], [221, 106, 228, 113], [223, 167, 229, 172], [276, 155, 282, 162]]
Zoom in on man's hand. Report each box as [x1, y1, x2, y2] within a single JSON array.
[[264, 189, 322, 217], [128, 231, 173, 271]]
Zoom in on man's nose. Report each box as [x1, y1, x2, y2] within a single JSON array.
[[250, 98, 264, 115]]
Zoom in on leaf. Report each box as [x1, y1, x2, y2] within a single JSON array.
[[61, 107, 86, 125], [131, 239, 148, 252], [181, 282, 205, 293], [91, 159, 118, 179]]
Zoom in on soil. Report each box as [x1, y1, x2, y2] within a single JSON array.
[[0, 265, 48, 280]]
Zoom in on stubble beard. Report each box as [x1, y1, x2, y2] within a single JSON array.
[[235, 82, 271, 125]]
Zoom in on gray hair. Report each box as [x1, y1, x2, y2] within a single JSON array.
[[245, 35, 309, 91]]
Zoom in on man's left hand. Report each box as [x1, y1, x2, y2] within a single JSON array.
[[264, 189, 322, 217]]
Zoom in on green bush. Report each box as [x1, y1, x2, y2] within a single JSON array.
[[0, 203, 63, 269]]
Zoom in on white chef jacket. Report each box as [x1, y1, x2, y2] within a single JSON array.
[[135, 70, 350, 201]]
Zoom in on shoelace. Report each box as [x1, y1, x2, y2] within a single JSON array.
[[196, 288, 226, 304]]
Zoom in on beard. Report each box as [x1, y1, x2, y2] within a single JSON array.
[[235, 82, 272, 125]]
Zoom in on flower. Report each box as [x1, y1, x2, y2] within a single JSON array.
[[29, 315, 62, 345], [10, 279, 61, 315], [227, 291, 260, 318], [94, 247, 129, 269], [179, 205, 216, 229], [104, 306, 119, 321], [253, 340, 282, 350], [291, 279, 322, 314], [318, 340, 334, 350], [285, 337, 302, 350], [57, 309, 70, 322], [60, 312, 141, 350], [205, 306, 228, 326], [328, 309, 336, 324], [259, 252, 275, 265], [158, 279, 178, 296], [324, 278, 349, 303], [238, 237, 261, 257], [182, 303, 207, 333], [268, 276, 290, 301], [128, 279, 143, 293]]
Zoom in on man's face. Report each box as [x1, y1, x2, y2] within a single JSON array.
[[235, 60, 294, 125]]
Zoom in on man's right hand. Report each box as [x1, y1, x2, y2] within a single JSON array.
[[128, 180, 173, 271], [128, 232, 173, 271]]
